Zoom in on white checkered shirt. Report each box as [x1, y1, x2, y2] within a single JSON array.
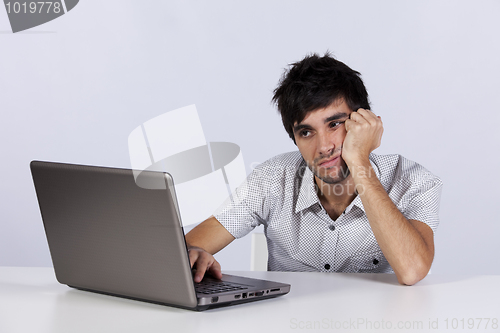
[[214, 151, 442, 273]]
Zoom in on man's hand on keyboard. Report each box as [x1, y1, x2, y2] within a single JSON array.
[[188, 246, 222, 283]]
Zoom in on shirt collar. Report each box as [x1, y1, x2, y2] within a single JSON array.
[[295, 163, 321, 213], [295, 154, 381, 214]]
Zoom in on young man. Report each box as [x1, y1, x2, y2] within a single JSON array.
[[186, 53, 442, 285]]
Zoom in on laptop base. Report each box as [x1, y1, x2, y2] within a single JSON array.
[[69, 284, 287, 311]]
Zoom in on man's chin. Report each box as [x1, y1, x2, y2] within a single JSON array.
[[314, 167, 350, 185]]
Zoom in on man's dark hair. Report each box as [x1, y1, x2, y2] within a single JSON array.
[[272, 52, 370, 143]]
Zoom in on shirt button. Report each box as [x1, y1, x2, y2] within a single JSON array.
[[373, 259, 379, 265], [329, 225, 335, 231], [324, 264, 331, 270]]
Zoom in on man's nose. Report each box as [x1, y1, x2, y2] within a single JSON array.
[[318, 131, 335, 156]]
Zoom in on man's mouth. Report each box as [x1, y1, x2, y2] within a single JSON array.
[[318, 155, 340, 169]]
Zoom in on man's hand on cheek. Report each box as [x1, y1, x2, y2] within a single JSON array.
[[341, 108, 384, 167]]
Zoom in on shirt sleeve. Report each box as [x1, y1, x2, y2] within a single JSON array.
[[401, 175, 443, 234], [213, 163, 271, 239]]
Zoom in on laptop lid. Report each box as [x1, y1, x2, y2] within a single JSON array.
[[30, 161, 290, 310], [31, 161, 198, 308]]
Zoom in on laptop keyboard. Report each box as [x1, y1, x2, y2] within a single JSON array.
[[195, 279, 249, 295]]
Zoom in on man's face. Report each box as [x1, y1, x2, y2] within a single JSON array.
[[293, 100, 352, 185]]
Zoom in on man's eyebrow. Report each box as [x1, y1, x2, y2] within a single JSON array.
[[293, 123, 312, 134], [324, 113, 349, 123], [293, 112, 350, 133]]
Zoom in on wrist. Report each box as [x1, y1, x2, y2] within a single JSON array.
[[348, 158, 375, 184], [346, 155, 371, 172]]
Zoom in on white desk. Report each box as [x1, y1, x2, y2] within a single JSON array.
[[0, 267, 499, 333]]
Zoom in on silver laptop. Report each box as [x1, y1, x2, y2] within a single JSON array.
[[30, 160, 290, 311]]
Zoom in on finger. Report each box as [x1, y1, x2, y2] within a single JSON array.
[[193, 254, 211, 283], [207, 259, 222, 280], [356, 109, 379, 125], [188, 249, 199, 268], [349, 111, 369, 125], [344, 118, 352, 130], [355, 108, 374, 115]]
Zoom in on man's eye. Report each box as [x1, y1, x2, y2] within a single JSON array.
[[329, 121, 343, 128], [300, 130, 311, 137]]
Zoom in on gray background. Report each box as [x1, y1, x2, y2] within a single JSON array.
[[1, 0, 499, 273]]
